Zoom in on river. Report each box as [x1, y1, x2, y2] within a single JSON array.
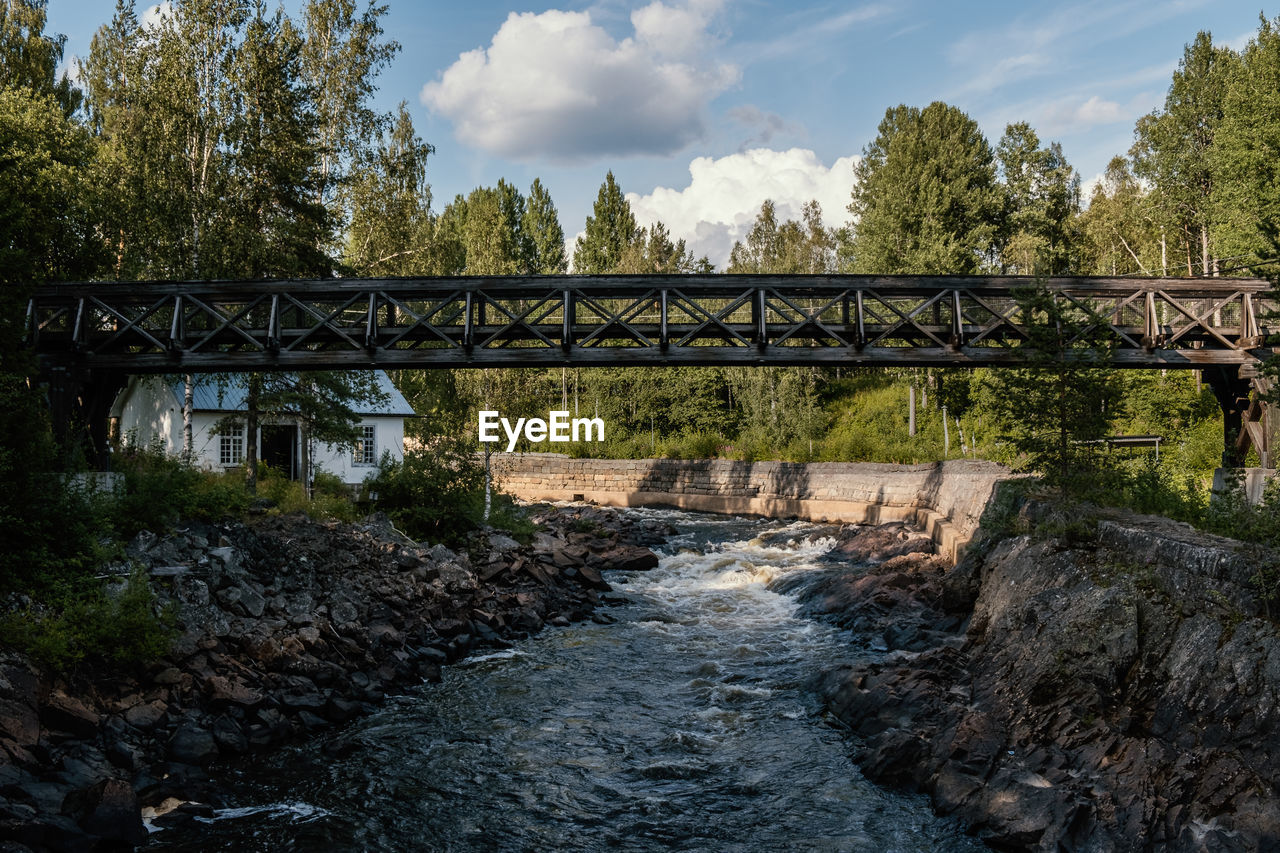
[[149, 509, 980, 852]]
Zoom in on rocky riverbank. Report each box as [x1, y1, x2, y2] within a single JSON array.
[[0, 505, 666, 851], [801, 510, 1280, 852]]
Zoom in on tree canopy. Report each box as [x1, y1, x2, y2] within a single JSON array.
[[844, 101, 1003, 275]]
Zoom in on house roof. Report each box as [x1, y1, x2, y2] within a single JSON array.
[[169, 371, 417, 417]]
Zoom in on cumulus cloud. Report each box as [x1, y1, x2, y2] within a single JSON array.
[[621, 148, 859, 268], [421, 2, 738, 162], [140, 2, 172, 30]]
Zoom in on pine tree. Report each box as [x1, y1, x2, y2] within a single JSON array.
[[218, 4, 331, 279], [523, 178, 567, 274], [728, 200, 836, 274], [983, 286, 1124, 496], [573, 171, 638, 273]]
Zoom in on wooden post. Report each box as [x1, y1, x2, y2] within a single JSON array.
[[909, 384, 916, 437]]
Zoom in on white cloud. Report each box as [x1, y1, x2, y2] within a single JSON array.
[[139, 2, 172, 30], [1079, 171, 1106, 206], [1038, 93, 1148, 134], [421, 3, 738, 162], [632, 0, 724, 57], [620, 148, 859, 268]]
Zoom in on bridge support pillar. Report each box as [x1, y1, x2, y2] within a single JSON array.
[[42, 366, 125, 470], [1205, 367, 1253, 467]]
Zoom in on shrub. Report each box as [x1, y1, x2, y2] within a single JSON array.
[[110, 442, 250, 535], [0, 567, 176, 671], [365, 441, 486, 544]]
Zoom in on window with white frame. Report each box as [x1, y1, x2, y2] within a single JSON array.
[[353, 424, 376, 466], [219, 423, 244, 466]]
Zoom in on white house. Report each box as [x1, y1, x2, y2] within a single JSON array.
[[110, 372, 417, 485]]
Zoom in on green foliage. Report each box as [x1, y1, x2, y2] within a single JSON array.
[[0, 567, 176, 671], [616, 221, 703, 273], [1214, 15, 1280, 269], [304, 468, 361, 521], [0, 0, 81, 113], [523, 177, 567, 274], [573, 171, 638, 273], [1132, 30, 1237, 277], [983, 285, 1124, 496], [110, 441, 252, 536], [343, 102, 434, 275], [728, 199, 837, 274], [997, 122, 1080, 274], [365, 442, 487, 544], [843, 101, 1003, 274], [1075, 157, 1165, 275]]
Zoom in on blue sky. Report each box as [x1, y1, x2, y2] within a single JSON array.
[[48, 1, 1274, 267]]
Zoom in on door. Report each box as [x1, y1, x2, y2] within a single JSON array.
[[260, 424, 298, 480]]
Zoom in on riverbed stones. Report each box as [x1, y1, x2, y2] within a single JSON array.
[[1, 504, 663, 851], [75, 778, 146, 846], [808, 516, 1280, 853]]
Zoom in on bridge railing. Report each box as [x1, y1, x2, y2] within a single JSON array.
[[25, 275, 1276, 371]]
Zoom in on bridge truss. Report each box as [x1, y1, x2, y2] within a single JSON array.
[[23, 274, 1280, 465]]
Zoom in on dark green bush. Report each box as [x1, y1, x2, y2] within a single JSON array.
[[365, 441, 486, 544], [0, 567, 176, 671], [110, 442, 250, 535]]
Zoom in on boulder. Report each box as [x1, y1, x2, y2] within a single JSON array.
[[597, 545, 660, 572], [167, 724, 218, 765], [42, 691, 100, 739], [0, 664, 40, 746], [76, 778, 146, 847]]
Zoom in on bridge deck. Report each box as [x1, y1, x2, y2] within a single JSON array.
[[26, 274, 1276, 373]]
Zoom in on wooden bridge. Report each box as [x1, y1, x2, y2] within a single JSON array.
[[24, 274, 1280, 465]]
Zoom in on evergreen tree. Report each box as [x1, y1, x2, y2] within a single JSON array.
[[523, 178, 567, 274], [573, 171, 638, 273], [463, 185, 520, 275], [983, 286, 1124, 495], [427, 193, 469, 275], [218, 4, 331, 279], [843, 101, 1002, 274], [997, 122, 1080, 275], [616, 221, 700, 273], [728, 200, 837, 274]]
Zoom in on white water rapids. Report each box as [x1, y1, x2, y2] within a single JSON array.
[[149, 509, 982, 852]]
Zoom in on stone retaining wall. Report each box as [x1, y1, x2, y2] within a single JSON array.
[[491, 455, 1011, 559]]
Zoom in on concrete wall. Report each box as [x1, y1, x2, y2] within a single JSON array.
[[1212, 467, 1278, 505], [492, 455, 1012, 559]]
